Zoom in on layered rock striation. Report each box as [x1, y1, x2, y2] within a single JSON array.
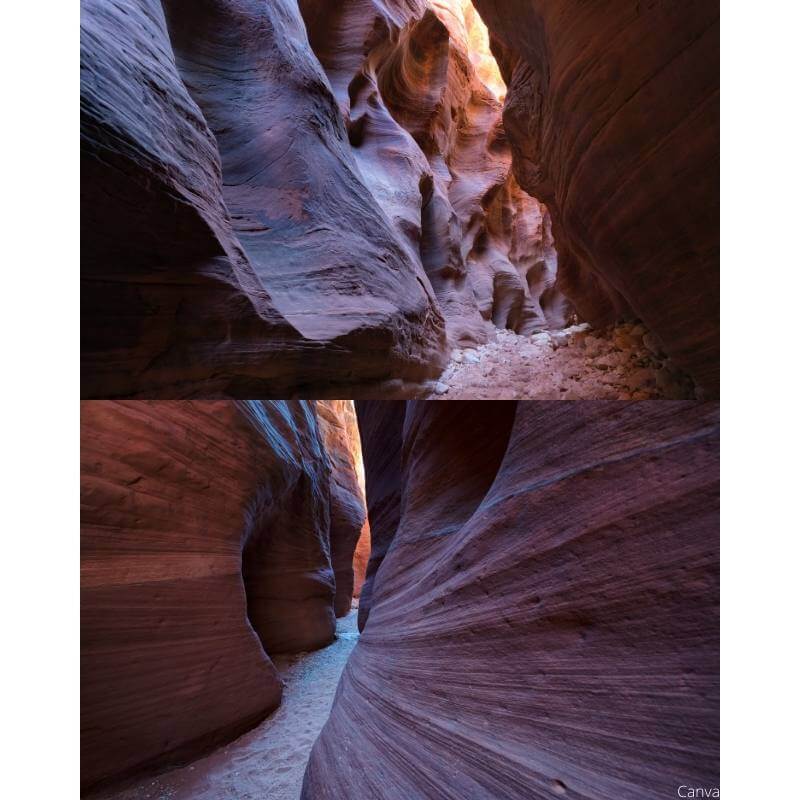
[[317, 400, 370, 617], [81, 400, 366, 792], [82, 0, 718, 394], [353, 401, 406, 631], [81, 0, 446, 398], [304, 401, 720, 799], [300, 0, 570, 347], [81, 0, 571, 397], [474, 0, 720, 393]]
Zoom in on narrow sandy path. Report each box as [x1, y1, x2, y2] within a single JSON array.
[[427, 322, 699, 400], [97, 610, 360, 800]]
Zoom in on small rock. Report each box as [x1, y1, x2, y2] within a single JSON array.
[[434, 382, 449, 395], [464, 350, 480, 364]]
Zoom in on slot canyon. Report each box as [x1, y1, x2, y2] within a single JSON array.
[[81, 399, 720, 799], [81, 0, 718, 400]]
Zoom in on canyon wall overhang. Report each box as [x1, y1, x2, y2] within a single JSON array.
[[304, 401, 720, 799], [81, 0, 447, 398], [473, 0, 720, 394], [80, 0, 578, 398], [80, 399, 364, 791]]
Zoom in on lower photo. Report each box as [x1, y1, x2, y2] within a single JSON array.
[[80, 400, 720, 800]]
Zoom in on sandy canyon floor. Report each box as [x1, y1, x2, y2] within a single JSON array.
[[426, 322, 699, 400], [94, 610, 360, 800]]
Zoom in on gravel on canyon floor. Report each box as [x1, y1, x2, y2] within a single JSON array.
[[93, 609, 360, 800], [427, 322, 699, 400]]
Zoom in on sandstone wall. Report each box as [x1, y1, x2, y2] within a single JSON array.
[[316, 401, 369, 617], [81, 0, 574, 398], [81, 0, 446, 398], [300, 0, 570, 348], [81, 400, 364, 791], [304, 401, 720, 799], [474, 0, 720, 393]]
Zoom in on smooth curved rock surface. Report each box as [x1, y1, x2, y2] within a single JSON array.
[[301, 0, 570, 350], [316, 401, 369, 617], [304, 401, 720, 799], [474, 0, 720, 393], [81, 0, 446, 398], [354, 401, 406, 631], [81, 400, 365, 792]]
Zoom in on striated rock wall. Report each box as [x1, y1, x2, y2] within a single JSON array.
[[316, 401, 369, 617], [82, 0, 719, 395], [473, 0, 720, 393], [81, 400, 365, 792], [353, 401, 406, 631], [300, 0, 570, 348], [81, 0, 446, 398], [81, 0, 574, 399], [304, 401, 720, 799]]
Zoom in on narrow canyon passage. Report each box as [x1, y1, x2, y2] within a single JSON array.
[[81, 399, 719, 799], [80, 0, 718, 399], [92, 611, 360, 800]]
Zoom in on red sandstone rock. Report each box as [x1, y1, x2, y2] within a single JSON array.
[[473, 0, 720, 394], [316, 401, 369, 617], [301, 0, 570, 350], [352, 520, 372, 599], [353, 402, 406, 631], [81, 0, 446, 398], [81, 400, 364, 792], [304, 401, 720, 799]]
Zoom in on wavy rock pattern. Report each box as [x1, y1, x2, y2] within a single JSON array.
[[301, 0, 570, 348], [82, 0, 718, 395], [81, 400, 365, 792], [304, 401, 720, 799], [474, 0, 720, 393], [81, 0, 445, 398]]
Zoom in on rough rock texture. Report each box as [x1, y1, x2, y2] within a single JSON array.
[[432, 321, 696, 399], [316, 401, 369, 617], [81, 400, 365, 792], [473, 0, 720, 394], [81, 0, 445, 398], [304, 401, 720, 799], [300, 0, 570, 349]]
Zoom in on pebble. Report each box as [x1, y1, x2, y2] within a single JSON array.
[[431, 321, 696, 400], [464, 350, 480, 364]]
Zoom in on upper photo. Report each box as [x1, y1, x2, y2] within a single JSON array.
[[81, 0, 719, 400]]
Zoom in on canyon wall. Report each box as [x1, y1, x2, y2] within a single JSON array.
[[474, 0, 720, 393], [304, 401, 720, 799], [81, 0, 570, 398], [81, 400, 364, 792], [316, 400, 369, 617], [300, 0, 570, 346], [353, 401, 405, 630], [81, 0, 445, 398]]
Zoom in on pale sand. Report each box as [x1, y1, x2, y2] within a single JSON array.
[[96, 609, 360, 800]]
